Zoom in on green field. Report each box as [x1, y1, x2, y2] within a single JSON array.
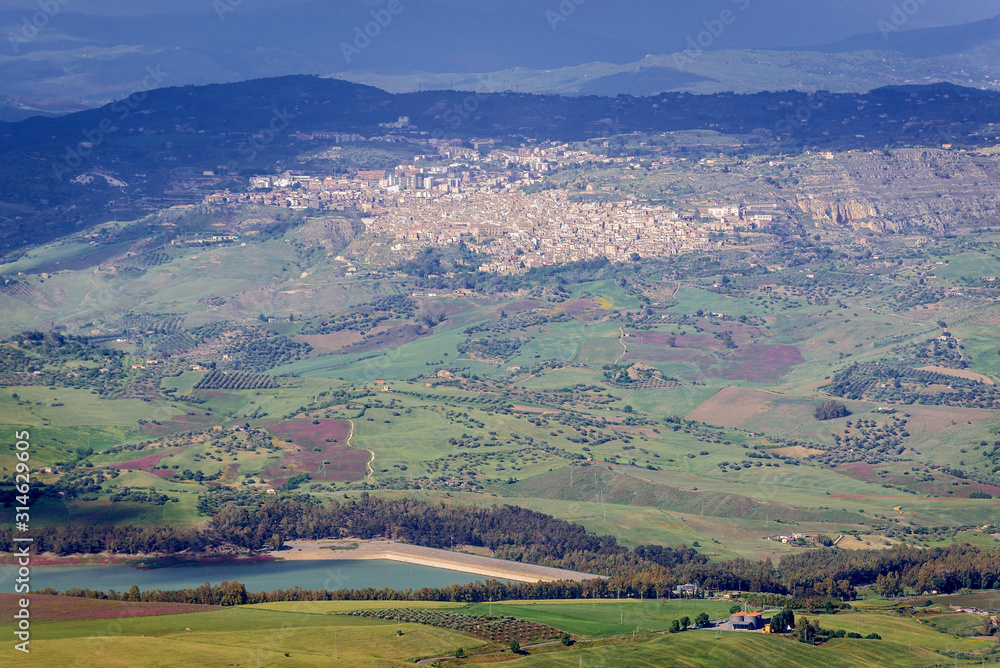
[[931, 253, 1000, 281], [464, 599, 726, 637], [4, 606, 480, 667], [0, 386, 181, 427], [5, 599, 989, 667], [7, 167, 1000, 666], [504, 632, 968, 668]]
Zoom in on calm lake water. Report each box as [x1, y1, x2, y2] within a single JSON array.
[[19, 559, 506, 594]]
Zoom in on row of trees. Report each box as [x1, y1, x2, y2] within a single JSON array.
[[6, 492, 1000, 599], [193, 369, 278, 390]]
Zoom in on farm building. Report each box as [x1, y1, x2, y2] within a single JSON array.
[[730, 612, 767, 631], [673, 583, 699, 597]]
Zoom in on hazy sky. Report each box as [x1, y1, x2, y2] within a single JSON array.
[[4, 0, 1000, 46], [3, 0, 1000, 110]]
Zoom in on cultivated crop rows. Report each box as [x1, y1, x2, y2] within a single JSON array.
[[193, 369, 278, 390], [339, 608, 562, 643]]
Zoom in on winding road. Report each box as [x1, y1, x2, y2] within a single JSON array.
[[346, 418, 375, 480], [613, 327, 628, 365]]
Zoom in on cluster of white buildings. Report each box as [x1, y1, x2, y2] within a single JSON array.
[[200, 141, 777, 274]]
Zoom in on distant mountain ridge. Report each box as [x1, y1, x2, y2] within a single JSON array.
[[2, 76, 1000, 254], [797, 13, 1000, 58], [2, 5, 1000, 116]]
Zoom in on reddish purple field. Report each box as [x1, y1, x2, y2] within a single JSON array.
[[563, 299, 603, 320], [507, 299, 542, 311], [0, 593, 219, 621], [714, 344, 804, 382], [190, 390, 243, 402], [838, 462, 879, 481], [624, 327, 803, 382], [110, 448, 182, 474], [264, 419, 367, 484], [628, 330, 717, 348], [268, 419, 351, 448], [264, 446, 369, 484]]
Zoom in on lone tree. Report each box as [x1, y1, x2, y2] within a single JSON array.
[[814, 400, 850, 420]]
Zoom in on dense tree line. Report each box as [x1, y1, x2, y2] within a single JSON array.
[[201, 492, 630, 573], [777, 544, 1000, 596], [0, 523, 203, 555], [6, 492, 1000, 600], [633, 544, 707, 568]]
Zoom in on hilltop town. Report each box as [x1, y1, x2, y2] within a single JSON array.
[[202, 139, 776, 274]]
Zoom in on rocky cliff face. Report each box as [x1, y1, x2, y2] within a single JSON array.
[[794, 196, 890, 231], [782, 149, 1000, 234]]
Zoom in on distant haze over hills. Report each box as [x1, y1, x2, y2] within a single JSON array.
[[1, 0, 999, 119], [1, 74, 999, 252]]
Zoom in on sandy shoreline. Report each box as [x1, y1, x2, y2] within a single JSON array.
[[269, 540, 608, 584]]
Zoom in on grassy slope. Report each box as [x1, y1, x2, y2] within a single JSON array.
[[3, 607, 481, 667], [4, 602, 984, 668]]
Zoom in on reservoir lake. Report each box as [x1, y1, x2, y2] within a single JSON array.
[[19, 559, 508, 593]]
